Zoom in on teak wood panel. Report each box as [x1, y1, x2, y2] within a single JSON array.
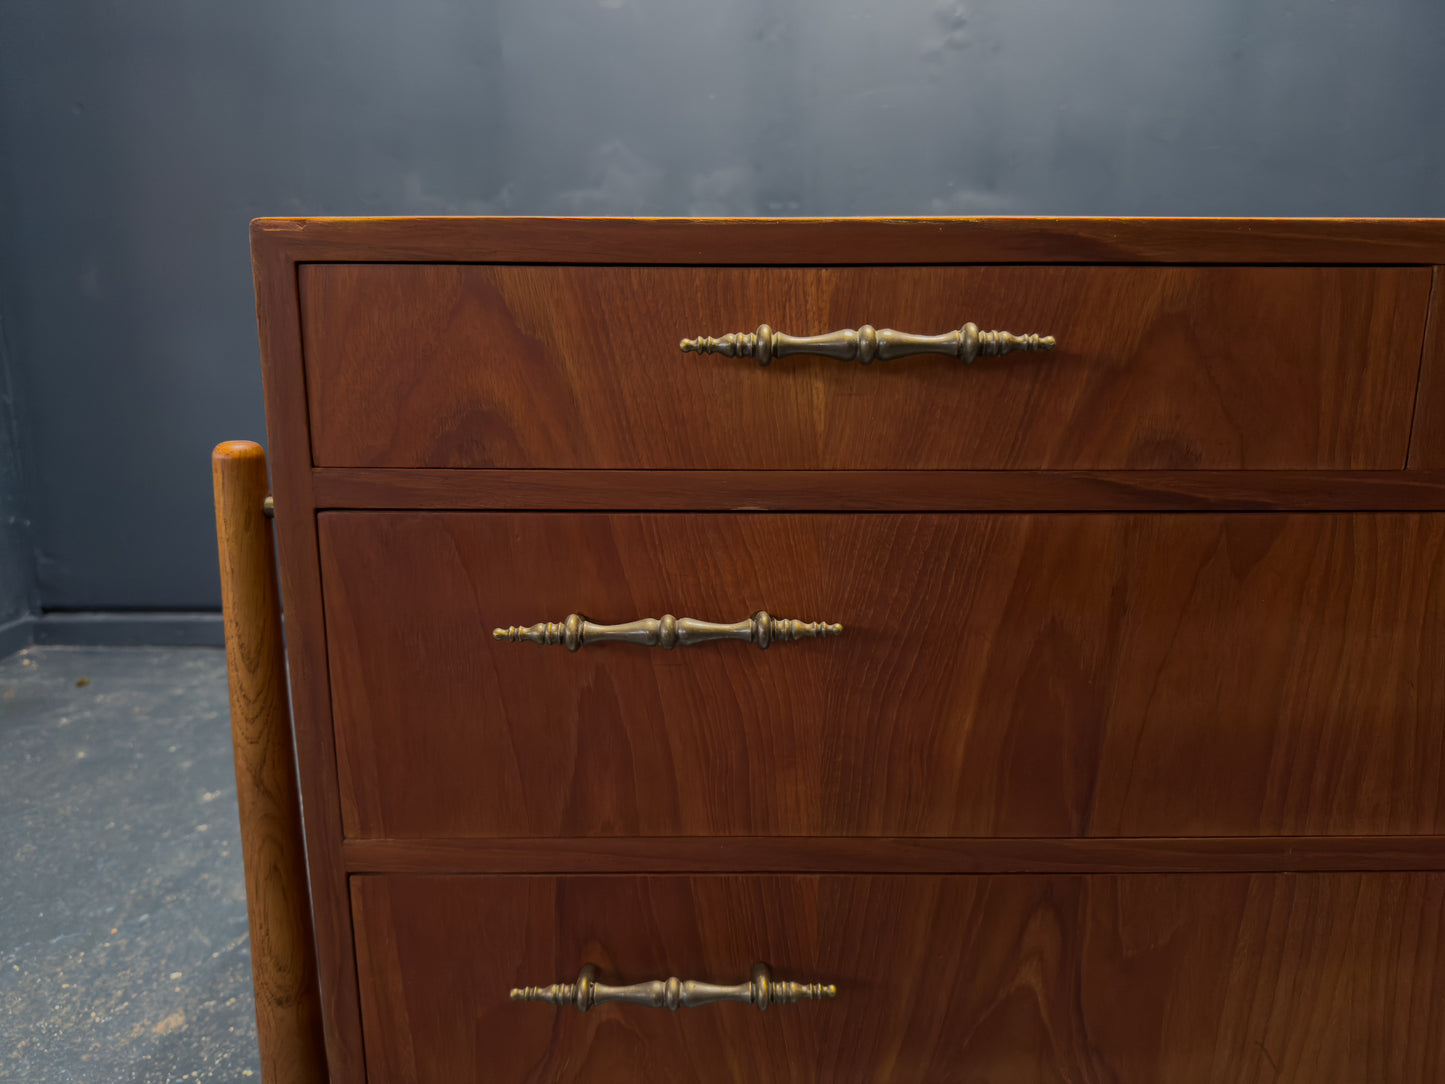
[[352, 872, 1445, 1084], [299, 264, 1430, 471], [318, 512, 1445, 840]]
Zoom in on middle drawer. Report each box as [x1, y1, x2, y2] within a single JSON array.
[[319, 512, 1445, 840]]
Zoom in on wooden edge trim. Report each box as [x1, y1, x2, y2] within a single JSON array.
[[251, 216, 1445, 266], [343, 836, 1445, 876], [212, 441, 328, 1084], [1408, 267, 1445, 467], [251, 237, 367, 1079], [312, 468, 1445, 513]]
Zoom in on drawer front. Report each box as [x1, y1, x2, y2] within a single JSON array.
[[320, 512, 1445, 839], [352, 872, 1445, 1083], [299, 264, 1430, 471]]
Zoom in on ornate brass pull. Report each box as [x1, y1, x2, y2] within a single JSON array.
[[492, 610, 842, 652], [681, 322, 1055, 366], [511, 962, 836, 1013]]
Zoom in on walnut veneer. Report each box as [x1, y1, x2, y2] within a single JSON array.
[[250, 217, 1445, 1083]]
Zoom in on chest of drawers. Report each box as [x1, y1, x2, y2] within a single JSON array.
[[247, 217, 1445, 1082]]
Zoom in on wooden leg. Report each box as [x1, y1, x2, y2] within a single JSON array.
[[213, 441, 329, 1083]]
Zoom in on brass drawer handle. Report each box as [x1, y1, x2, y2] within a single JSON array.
[[492, 610, 842, 652], [511, 962, 836, 1013], [681, 322, 1055, 366]]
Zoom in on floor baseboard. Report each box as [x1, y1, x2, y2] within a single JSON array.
[[0, 612, 226, 655], [0, 615, 33, 658]]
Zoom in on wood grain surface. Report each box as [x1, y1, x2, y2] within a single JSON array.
[[211, 442, 328, 1083], [299, 264, 1430, 471], [252, 218, 1445, 1082], [1408, 267, 1445, 467], [343, 835, 1445, 876], [251, 237, 366, 1077], [318, 512, 1445, 840], [254, 215, 1445, 265], [312, 467, 1445, 512], [352, 872, 1445, 1084]]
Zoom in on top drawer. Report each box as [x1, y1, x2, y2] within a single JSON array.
[[299, 264, 1430, 471]]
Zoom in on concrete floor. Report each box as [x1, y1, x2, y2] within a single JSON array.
[[1, 646, 258, 1082]]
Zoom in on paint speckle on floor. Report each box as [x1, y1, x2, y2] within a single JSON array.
[[1, 646, 259, 1081]]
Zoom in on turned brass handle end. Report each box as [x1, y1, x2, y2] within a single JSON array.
[[757, 614, 842, 647], [493, 614, 587, 651], [978, 329, 1055, 357]]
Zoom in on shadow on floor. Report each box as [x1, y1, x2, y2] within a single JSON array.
[[1, 646, 258, 1082]]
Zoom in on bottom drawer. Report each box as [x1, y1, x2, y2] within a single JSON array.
[[352, 873, 1445, 1083]]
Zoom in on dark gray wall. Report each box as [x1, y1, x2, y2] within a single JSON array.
[[0, 324, 37, 627], [1, 0, 1443, 610]]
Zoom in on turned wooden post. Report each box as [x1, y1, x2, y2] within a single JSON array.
[[212, 440, 328, 1084]]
